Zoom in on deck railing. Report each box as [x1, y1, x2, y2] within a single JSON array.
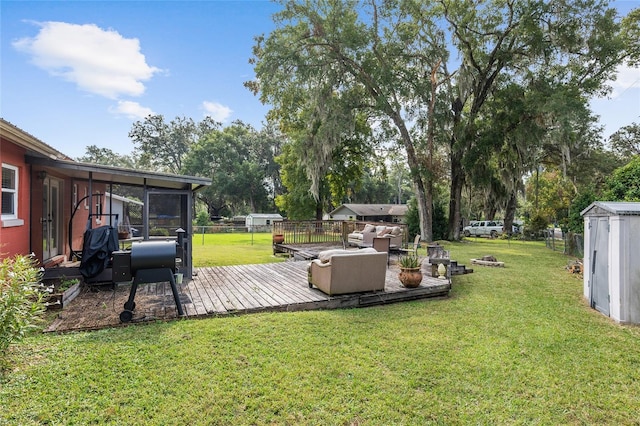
[[273, 220, 408, 246], [272, 220, 342, 245]]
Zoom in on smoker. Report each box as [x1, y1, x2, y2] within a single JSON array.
[[113, 240, 184, 323]]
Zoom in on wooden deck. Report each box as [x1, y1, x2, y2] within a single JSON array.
[[45, 261, 451, 333]]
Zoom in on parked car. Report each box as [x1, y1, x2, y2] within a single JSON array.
[[462, 220, 503, 238]]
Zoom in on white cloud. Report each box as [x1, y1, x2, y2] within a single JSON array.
[[109, 101, 154, 119], [202, 101, 233, 122], [607, 64, 640, 97], [13, 21, 161, 99]]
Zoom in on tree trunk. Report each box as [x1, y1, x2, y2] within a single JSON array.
[[448, 149, 464, 241], [485, 206, 497, 221], [388, 111, 432, 242], [503, 191, 517, 235], [414, 178, 433, 242]]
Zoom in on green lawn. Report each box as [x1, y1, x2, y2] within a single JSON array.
[[2, 239, 639, 425], [191, 232, 286, 266]]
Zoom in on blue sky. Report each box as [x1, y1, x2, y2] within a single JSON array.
[[1, 0, 639, 160]]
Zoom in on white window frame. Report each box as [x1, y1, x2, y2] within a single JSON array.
[[2, 163, 23, 227], [95, 192, 103, 224], [73, 184, 78, 208]]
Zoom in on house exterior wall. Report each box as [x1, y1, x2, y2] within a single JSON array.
[[25, 169, 102, 264], [65, 182, 106, 261], [330, 206, 405, 223], [330, 206, 357, 221], [1, 142, 31, 257]]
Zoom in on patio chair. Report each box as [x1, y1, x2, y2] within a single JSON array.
[[398, 234, 421, 257], [372, 236, 391, 267]]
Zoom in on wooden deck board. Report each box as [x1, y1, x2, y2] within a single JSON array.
[[44, 261, 450, 332], [194, 269, 229, 314]]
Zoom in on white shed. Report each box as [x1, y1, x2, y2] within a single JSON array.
[[581, 201, 640, 324], [245, 213, 283, 232], [103, 192, 143, 231]]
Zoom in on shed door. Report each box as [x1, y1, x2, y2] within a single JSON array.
[[590, 217, 610, 316]]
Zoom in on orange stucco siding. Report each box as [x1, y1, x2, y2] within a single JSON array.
[[1, 138, 107, 264], [0, 141, 31, 258]]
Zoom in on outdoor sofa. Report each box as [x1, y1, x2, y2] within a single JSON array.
[[347, 223, 404, 247]]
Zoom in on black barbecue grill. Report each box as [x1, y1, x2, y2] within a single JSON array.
[[114, 240, 185, 323]]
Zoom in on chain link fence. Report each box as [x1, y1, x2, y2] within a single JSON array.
[[545, 230, 584, 257]]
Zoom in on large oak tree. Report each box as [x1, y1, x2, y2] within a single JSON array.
[[248, 0, 636, 240]]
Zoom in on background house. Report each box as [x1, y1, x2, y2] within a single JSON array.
[[329, 204, 408, 223]]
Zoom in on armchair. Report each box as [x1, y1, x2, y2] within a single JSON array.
[[308, 248, 387, 295]]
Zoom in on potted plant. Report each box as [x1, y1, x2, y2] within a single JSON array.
[[398, 253, 423, 288]]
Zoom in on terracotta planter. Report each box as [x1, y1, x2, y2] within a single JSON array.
[[399, 267, 422, 288], [273, 234, 285, 244]]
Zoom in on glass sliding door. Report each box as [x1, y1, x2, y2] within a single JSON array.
[[42, 177, 61, 260]]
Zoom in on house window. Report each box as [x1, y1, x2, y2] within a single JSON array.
[[84, 187, 89, 209], [2, 164, 18, 219], [73, 184, 78, 208]]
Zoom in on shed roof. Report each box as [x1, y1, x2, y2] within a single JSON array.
[[581, 201, 640, 216], [105, 192, 144, 206], [246, 213, 283, 219]]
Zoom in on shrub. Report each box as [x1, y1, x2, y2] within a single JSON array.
[[523, 214, 548, 239], [567, 190, 597, 233], [55, 276, 80, 293], [195, 210, 211, 227], [0, 254, 47, 368], [603, 156, 640, 201], [150, 227, 170, 236]]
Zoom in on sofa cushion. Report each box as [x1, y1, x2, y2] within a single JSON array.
[[390, 226, 402, 236], [347, 232, 364, 241], [317, 248, 376, 263]]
